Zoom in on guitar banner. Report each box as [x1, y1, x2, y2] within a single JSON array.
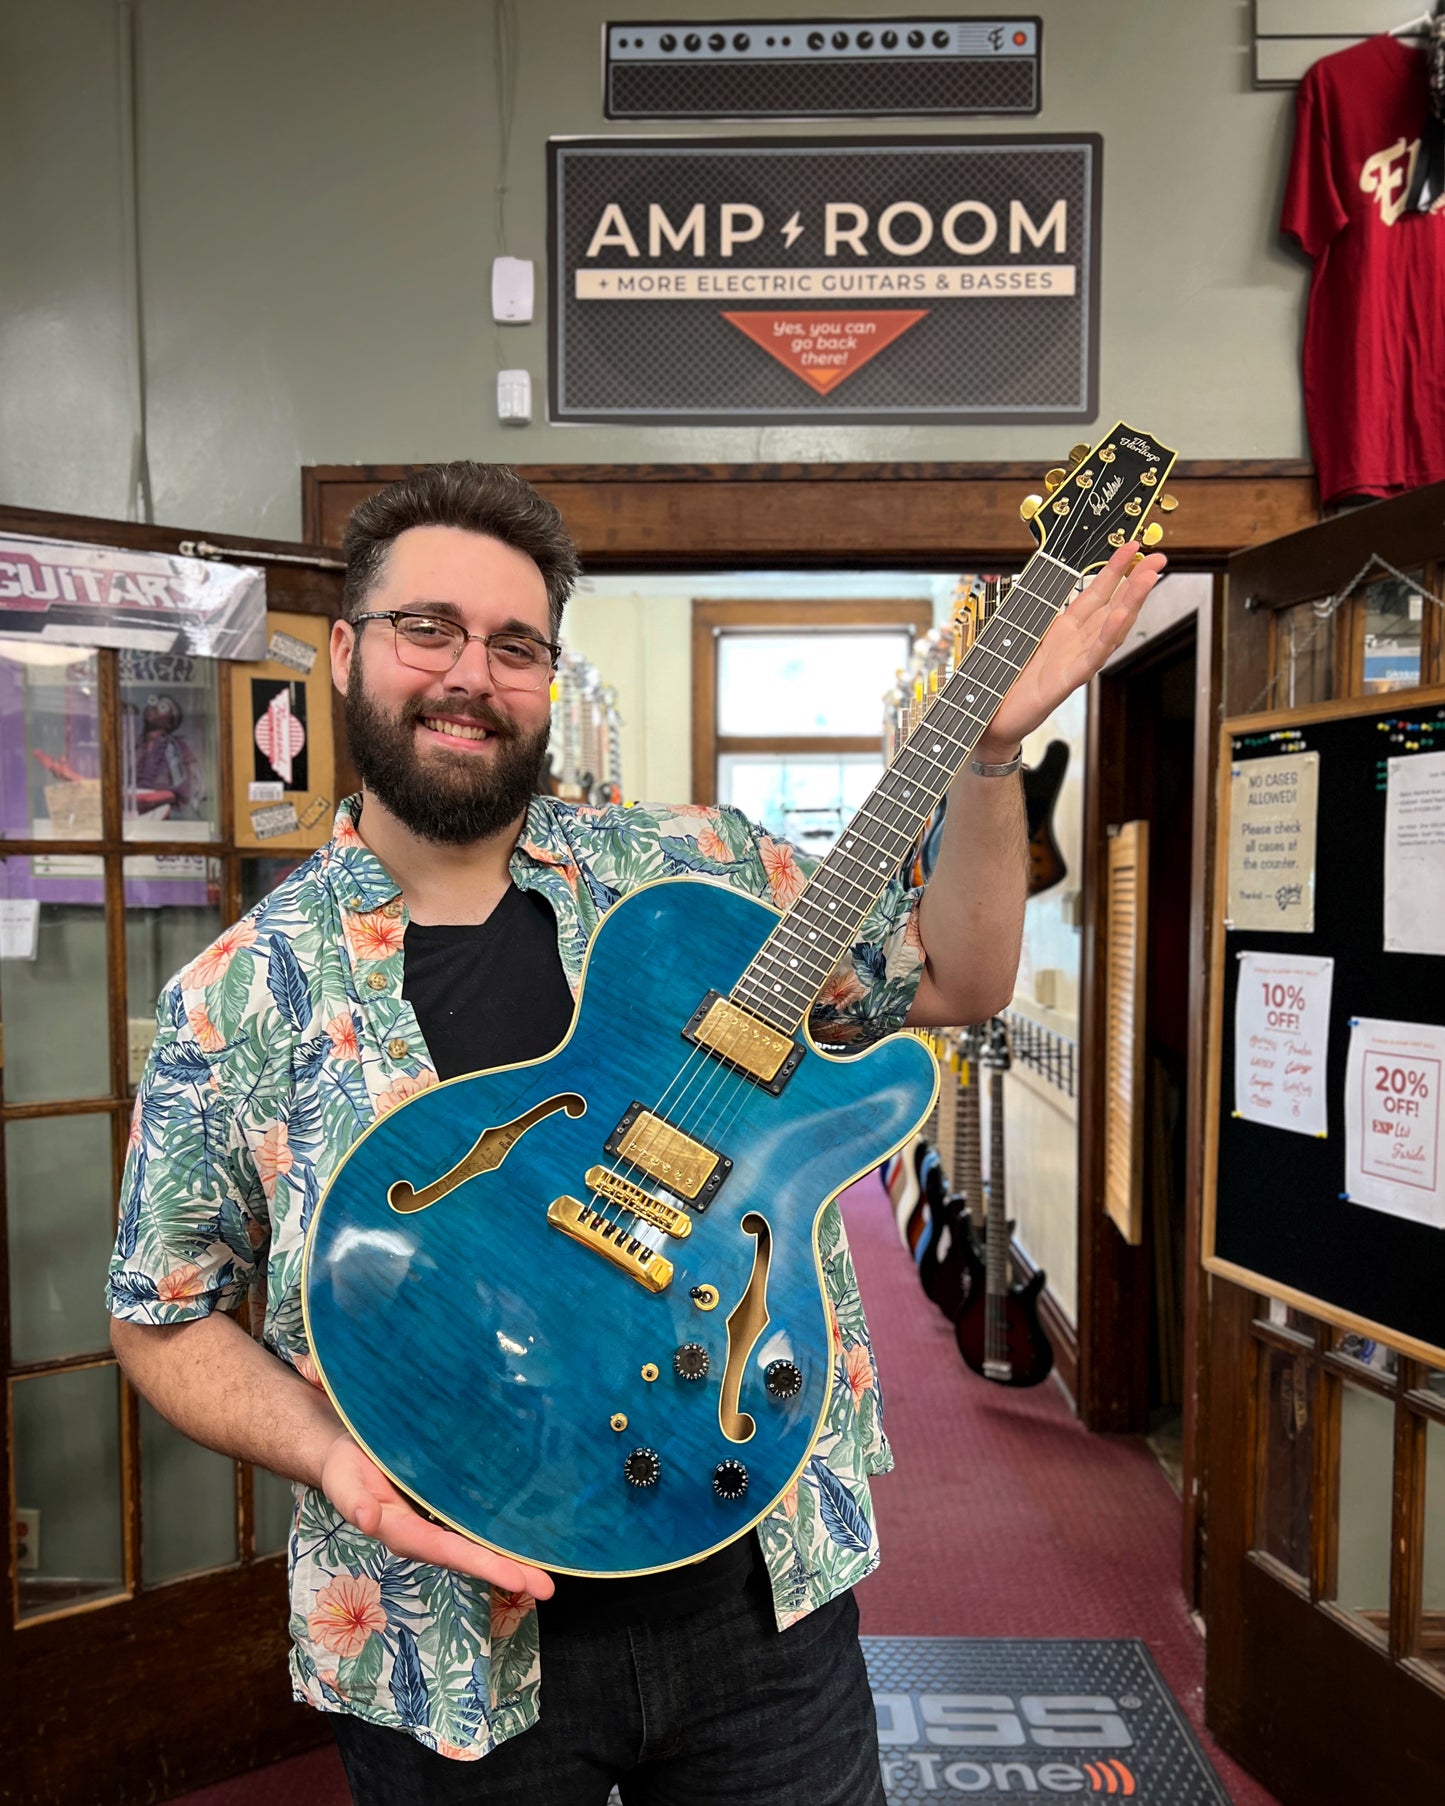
[[548, 134, 1101, 424]]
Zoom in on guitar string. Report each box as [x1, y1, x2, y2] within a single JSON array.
[[574, 573, 1076, 1251], [573, 566, 1078, 1249]]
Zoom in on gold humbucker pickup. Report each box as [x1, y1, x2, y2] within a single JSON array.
[[682, 991, 805, 1096], [604, 1102, 732, 1207], [547, 1195, 674, 1293], [584, 1165, 692, 1238]]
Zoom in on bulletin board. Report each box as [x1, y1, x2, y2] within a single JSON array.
[[1203, 687, 1445, 1365], [227, 611, 336, 852]]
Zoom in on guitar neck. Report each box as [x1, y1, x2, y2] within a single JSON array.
[[732, 552, 1079, 1032], [957, 1050, 983, 1205], [987, 1064, 1009, 1298]]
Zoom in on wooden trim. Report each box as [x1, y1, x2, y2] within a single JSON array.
[[1102, 820, 1148, 1245], [1009, 1238, 1079, 1410], [1228, 475, 1445, 612], [302, 461, 1317, 568], [1391, 1391, 1427, 1663], [1314, 1363, 1341, 1606], [1206, 1255, 1445, 1370], [717, 736, 882, 756], [690, 595, 926, 807]]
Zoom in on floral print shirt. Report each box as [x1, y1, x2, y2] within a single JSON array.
[[106, 795, 927, 1761]]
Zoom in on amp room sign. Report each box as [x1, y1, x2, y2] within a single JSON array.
[[548, 135, 1100, 425]]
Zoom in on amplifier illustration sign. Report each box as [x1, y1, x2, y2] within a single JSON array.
[[548, 135, 1100, 424]]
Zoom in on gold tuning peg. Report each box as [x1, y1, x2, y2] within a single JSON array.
[[1128, 552, 1146, 571], [1019, 494, 1044, 522], [1044, 467, 1067, 493], [1068, 442, 1091, 465], [1140, 521, 1165, 547], [1158, 493, 1179, 513]]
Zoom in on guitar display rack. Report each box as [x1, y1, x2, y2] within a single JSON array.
[[550, 647, 625, 805]]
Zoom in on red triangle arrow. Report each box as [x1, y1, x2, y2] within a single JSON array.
[[722, 309, 929, 394]]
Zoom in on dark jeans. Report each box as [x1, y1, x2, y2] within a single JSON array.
[[331, 1571, 885, 1806]]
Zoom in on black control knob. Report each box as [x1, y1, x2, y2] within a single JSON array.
[[881, 29, 898, 49], [933, 29, 950, 49], [708, 32, 725, 52], [832, 30, 849, 50], [857, 31, 874, 50], [624, 1447, 661, 1488], [765, 1359, 803, 1400], [659, 33, 676, 52], [674, 1342, 710, 1381], [907, 29, 925, 49], [684, 32, 701, 52], [712, 1459, 749, 1501], [733, 33, 750, 51], [807, 30, 825, 51]]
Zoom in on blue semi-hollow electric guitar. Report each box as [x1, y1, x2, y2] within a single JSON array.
[[302, 423, 1178, 1577]]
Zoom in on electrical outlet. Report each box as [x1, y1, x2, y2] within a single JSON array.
[[15, 1507, 39, 1571]]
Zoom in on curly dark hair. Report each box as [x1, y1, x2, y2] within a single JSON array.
[[341, 462, 581, 637]]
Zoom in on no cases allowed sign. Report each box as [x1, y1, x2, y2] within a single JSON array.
[[548, 134, 1100, 425]]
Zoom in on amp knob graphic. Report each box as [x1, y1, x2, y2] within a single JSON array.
[[624, 1447, 661, 1488], [712, 1459, 749, 1501], [674, 1343, 710, 1381], [764, 1359, 803, 1400]]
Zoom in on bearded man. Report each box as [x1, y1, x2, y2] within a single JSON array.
[[108, 462, 1162, 1804]]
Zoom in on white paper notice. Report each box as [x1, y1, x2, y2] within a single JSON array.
[[1344, 1017, 1445, 1228], [1234, 952, 1335, 1136], [0, 898, 40, 960], [1385, 751, 1445, 956]]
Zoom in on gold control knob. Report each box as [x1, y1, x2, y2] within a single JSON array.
[[641, 1363, 660, 1383], [1019, 494, 1044, 523], [610, 1413, 628, 1432]]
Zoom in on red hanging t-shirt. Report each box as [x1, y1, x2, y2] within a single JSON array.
[[1282, 35, 1445, 507]]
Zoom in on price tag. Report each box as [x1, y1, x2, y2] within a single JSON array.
[[1234, 952, 1334, 1137]]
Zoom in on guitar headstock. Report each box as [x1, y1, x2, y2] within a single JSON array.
[[1018, 422, 1179, 577], [981, 1016, 1012, 1071]]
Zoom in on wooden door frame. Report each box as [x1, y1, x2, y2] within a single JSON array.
[[0, 503, 344, 1804], [1078, 585, 1219, 1608]]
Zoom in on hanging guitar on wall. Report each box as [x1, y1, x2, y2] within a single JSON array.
[[922, 1025, 983, 1322], [954, 1016, 1055, 1389]]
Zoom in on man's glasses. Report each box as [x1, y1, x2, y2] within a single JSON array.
[[352, 612, 560, 691]]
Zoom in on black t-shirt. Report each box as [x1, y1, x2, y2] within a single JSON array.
[[402, 883, 759, 1626]]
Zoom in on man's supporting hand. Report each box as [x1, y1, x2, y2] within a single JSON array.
[[320, 1430, 554, 1597]]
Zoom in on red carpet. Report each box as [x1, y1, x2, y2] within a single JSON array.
[[176, 1174, 1278, 1806]]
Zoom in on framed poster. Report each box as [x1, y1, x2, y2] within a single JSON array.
[[228, 612, 337, 852], [549, 133, 1100, 424]]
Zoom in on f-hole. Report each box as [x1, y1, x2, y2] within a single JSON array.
[[719, 1213, 771, 1444]]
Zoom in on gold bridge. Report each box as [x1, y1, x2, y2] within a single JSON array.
[[611, 1107, 724, 1202], [388, 1093, 586, 1213], [585, 1166, 691, 1238], [547, 1195, 674, 1293], [684, 993, 803, 1094]]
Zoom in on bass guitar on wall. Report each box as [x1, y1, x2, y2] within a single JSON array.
[[954, 1017, 1055, 1389]]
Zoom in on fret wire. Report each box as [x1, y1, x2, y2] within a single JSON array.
[[738, 549, 1087, 1024]]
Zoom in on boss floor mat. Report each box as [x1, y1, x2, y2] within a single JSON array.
[[862, 1638, 1230, 1803]]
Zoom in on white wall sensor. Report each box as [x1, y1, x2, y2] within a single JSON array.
[[491, 256, 535, 323]]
